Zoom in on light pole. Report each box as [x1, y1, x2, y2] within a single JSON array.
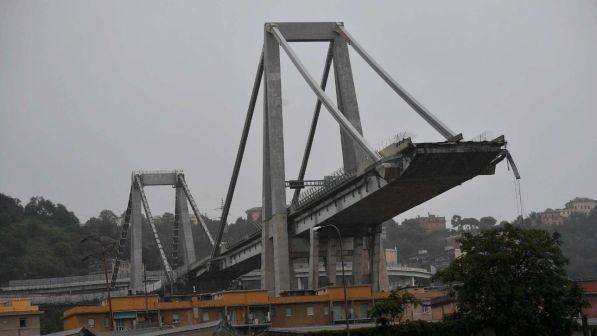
[[314, 224, 350, 336]]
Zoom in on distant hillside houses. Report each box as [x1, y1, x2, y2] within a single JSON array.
[[413, 214, 446, 233], [539, 197, 597, 226]]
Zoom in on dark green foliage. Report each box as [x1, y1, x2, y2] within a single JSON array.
[[0, 193, 24, 226], [24, 196, 79, 228], [0, 195, 88, 283], [0, 193, 262, 284], [542, 209, 597, 279], [383, 219, 450, 265], [451, 215, 496, 232], [435, 224, 586, 336], [369, 291, 420, 326], [39, 305, 70, 334]]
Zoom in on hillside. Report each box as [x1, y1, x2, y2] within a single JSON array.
[[1, 192, 595, 285]]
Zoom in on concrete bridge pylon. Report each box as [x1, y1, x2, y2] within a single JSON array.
[[111, 170, 214, 294]]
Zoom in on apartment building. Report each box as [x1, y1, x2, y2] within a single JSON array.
[[62, 286, 454, 334], [0, 298, 43, 336]]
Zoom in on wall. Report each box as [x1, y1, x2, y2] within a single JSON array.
[[271, 302, 330, 327], [0, 314, 41, 336]]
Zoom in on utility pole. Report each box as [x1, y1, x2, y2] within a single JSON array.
[[81, 234, 116, 331], [144, 265, 149, 325], [102, 253, 115, 331]]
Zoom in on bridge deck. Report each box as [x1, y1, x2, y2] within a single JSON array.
[[186, 139, 506, 288], [290, 140, 506, 236]]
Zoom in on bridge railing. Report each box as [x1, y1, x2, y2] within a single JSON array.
[[4, 270, 167, 291], [292, 168, 354, 210]]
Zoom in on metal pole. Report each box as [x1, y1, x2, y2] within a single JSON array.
[[336, 25, 457, 141], [292, 42, 334, 205], [319, 225, 350, 336], [268, 25, 381, 162], [144, 266, 149, 324], [211, 52, 264, 263], [102, 254, 114, 331]]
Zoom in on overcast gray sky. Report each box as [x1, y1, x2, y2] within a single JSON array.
[[1, 0, 596, 224]]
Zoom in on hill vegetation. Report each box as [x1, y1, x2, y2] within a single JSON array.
[[0, 192, 595, 285], [0, 193, 259, 285], [383, 210, 597, 279]]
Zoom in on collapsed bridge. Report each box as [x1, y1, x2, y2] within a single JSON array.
[[111, 22, 518, 296]]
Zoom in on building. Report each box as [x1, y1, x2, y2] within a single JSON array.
[[62, 286, 454, 334], [385, 248, 398, 266], [577, 279, 597, 327], [0, 298, 43, 336], [565, 197, 597, 216], [538, 197, 596, 226], [413, 214, 446, 233], [539, 209, 566, 226], [245, 207, 262, 223]]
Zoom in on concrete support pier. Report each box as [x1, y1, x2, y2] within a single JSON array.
[[261, 28, 291, 295], [352, 236, 366, 285], [326, 239, 337, 285], [308, 228, 320, 289], [371, 226, 390, 291], [129, 184, 143, 294], [176, 186, 196, 268]]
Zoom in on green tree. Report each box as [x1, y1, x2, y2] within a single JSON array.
[[451, 215, 462, 230], [435, 224, 586, 336], [478, 216, 496, 230], [369, 291, 420, 326]]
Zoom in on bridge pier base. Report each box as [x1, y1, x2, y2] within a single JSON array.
[[326, 238, 337, 286], [308, 228, 320, 289], [352, 236, 366, 285], [371, 226, 389, 291]]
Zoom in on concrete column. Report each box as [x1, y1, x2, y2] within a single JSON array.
[[371, 226, 389, 291], [261, 45, 274, 291], [333, 36, 366, 173], [308, 228, 320, 289], [176, 186, 196, 268], [260, 227, 274, 290], [129, 185, 143, 293], [352, 236, 365, 285], [262, 28, 290, 295], [326, 239, 337, 286]]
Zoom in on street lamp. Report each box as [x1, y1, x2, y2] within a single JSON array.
[[314, 224, 350, 336]]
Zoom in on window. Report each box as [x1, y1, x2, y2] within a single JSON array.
[[422, 304, 431, 313], [285, 307, 293, 317], [360, 304, 369, 318], [306, 306, 314, 316], [116, 319, 125, 331], [172, 313, 180, 323], [103, 318, 110, 328], [19, 318, 27, 328], [87, 318, 95, 328], [203, 312, 210, 322]]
